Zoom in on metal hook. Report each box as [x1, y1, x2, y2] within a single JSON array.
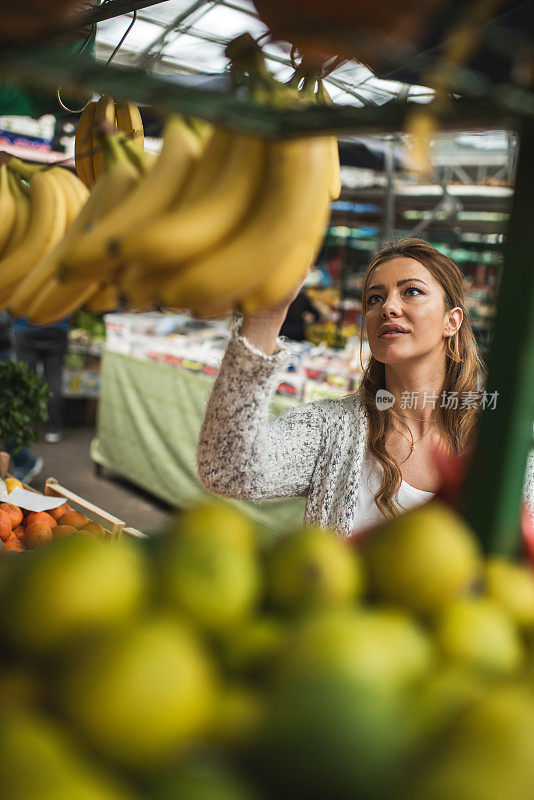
[[254, 31, 271, 47], [105, 9, 137, 66], [56, 22, 96, 113], [56, 4, 138, 114]]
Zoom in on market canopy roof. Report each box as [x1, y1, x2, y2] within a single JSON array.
[[95, 0, 434, 109]]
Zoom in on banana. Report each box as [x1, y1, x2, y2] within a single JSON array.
[[115, 100, 144, 151], [160, 134, 332, 317], [119, 263, 164, 310], [173, 125, 232, 204], [118, 129, 266, 269], [3, 172, 30, 257], [5, 158, 43, 179], [0, 164, 17, 257], [48, 166, 89, 227], [75, 101, 97, 188], [25, 277, 98, 325], [0, 169, 67, 298], [60, 115, 203, 281], [84, 283, 119, 313], [9, 135, 139, 319], [241, 189, 330, 315], [328, 137, 341, 201], [316, 82, 341, 201], [120, 137, 154, 175], [92, 95, 117, 182]]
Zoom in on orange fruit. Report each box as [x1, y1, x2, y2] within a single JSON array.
[[50, 503, 73, 522], [75, 528, 97, 538], [25, 521, 53, 549], [12, 525, 25, 541], [26, 511, 56, 529], [52, 524, 77, 539], [60, 511, 89, 530], [80, 521, 107, 539], [0, 509, 13, 542], [5, 534, 24, 552], [0, 503, 23, 528]]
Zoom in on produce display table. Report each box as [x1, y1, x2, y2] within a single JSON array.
[[90, 350, 305, 531]]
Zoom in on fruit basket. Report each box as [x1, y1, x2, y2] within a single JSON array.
[[43, 477, 126, 539], [0, 451, 147, 550]]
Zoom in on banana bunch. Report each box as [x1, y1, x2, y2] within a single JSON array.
[[5, 132, 156, 325], [75, 97, 144, 188], [0, 158, 89, 312], [56, 40, 340, 320]]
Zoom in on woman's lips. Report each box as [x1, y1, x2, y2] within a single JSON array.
[[379, 331, 409, 338]]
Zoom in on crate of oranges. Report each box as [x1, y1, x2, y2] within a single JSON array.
[[0, 453, 147, 553]]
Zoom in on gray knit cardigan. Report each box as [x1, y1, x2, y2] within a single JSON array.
[[197, 332, 534, 535]]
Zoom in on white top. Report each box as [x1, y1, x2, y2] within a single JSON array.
[[352, 449, 434, 535]]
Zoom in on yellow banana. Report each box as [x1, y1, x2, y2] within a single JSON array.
[[25, 277, 98, 325], [328, 137, 341, 201], [48, 166, 89, 227], [84, 283, 120, 313], [120, 137, 154, 175], [75, 101, 97, 188], [241, 190, 330, 315], [0, 169, 67, 298], [316, 82, 341, 201], [0, 164, 17, 257], [6, 158, 43, 179], [160, 135, 332, 317], [119, 263, 164, 310], [3, 172, 30, 257], [9, 135, 139, 318], [60, 115, 203, 281], [92, 95, 117, 182], [115, 100, 144, 150], [179, 126, 232, 200], [119, 130, 266, 269]]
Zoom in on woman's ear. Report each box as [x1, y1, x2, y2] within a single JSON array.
[[444, 306, 463, 337]]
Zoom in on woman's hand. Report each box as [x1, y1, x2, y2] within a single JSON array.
[[241, 276, 308, 356]]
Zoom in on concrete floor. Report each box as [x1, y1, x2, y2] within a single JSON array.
[[29, 424, 174, 536]]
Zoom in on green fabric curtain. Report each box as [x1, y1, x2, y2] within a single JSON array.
[[91, 351, 306, 533]]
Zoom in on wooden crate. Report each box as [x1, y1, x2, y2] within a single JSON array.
[[0, 451, 147, 540]]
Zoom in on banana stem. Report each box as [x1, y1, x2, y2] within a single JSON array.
[[300, 75, 319, 103], [102, 133, 129, 171], [9, 171, 30, 196], [7, 157, 46, 179]]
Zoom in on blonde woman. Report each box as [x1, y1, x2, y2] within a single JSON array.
[[197, 238, 534, 534]]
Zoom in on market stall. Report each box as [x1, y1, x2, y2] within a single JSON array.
[[0, 1, 534, 799]]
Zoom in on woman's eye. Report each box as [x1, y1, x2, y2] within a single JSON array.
[[405, 287, 423, 297], [367, 294, 381, 305]]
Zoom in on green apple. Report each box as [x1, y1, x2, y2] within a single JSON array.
[[59, 615, 217, 768], [361, 500, 481, 615], [267, 526, 364, 611], [434, 596, 524, 676]]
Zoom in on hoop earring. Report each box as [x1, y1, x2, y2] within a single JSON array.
[[446, 334, 462, 363]]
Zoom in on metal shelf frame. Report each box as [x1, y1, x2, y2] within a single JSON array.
[[0, 0, 532, 553]]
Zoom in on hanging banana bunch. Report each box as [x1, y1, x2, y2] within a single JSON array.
[[75, 97, 144, 188], [54, 34, 339, 321], [2, 35, 341, 324], [0, 129, 155, 323]]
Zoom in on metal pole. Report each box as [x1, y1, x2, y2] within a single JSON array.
[[382, 135, 395, 244], [462, 118, 534, 554]]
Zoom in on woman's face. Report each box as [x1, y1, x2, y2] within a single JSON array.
[[364, 257, 461, 365]]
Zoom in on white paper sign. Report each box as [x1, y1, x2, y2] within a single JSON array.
[[0, 485, 67, 512]]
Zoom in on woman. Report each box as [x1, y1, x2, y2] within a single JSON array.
[[197, 238, 534, 535]]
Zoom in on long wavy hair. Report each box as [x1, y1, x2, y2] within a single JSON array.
[[358, 238, 486, 518]]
